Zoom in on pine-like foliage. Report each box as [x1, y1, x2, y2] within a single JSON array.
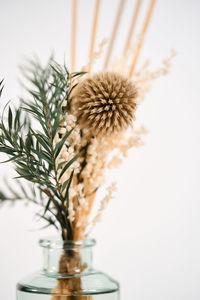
[[0, 60, 85, 240]]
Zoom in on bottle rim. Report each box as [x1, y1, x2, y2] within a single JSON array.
[[39, 236, 96, 249]]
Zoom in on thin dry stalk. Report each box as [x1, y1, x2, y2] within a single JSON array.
[[104, 0, 126, 69], [88, 0, 101, 74], [71, 0, 78, 72], [51, 250, 92, 300], [129, 0, 156, 77], [123, 0, 142, 56], [73, 174, 100, 240]]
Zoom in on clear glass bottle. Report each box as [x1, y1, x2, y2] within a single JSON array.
[[17, 238, 119, 299]]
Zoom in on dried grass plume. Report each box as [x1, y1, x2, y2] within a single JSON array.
[[71, 72, 137, 136]]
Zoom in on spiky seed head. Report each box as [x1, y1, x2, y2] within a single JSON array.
[[71, 72, 137, 136]]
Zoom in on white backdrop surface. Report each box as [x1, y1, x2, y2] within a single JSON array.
[[0, 0, 200, 299]]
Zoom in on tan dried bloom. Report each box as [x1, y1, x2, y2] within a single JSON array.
[[71, 72, 137, 136]]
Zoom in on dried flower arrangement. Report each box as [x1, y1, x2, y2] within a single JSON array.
[[0, 0, 175, 298], [0, 64, 139, 241]]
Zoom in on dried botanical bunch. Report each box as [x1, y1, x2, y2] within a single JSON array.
[[0, 19, 174, 243], [0, 59, 143, 242], [0, 49, 175, 242], [71, 72, 137, 136]]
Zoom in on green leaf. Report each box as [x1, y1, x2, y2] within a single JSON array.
[[36, 213, 59, 230], [71, 72, 86, 78], [59, 150, 83, 179], [31, 130, 50, 152], [52, 115, 61, 139], [31, 148, 52, 165], [8, 107, 12, 130], [54, 128, 73, 158], [21, 106, 44, 120], [15, 166, 31, 177], [1, 121, 13, 144], [14, 109, 20, 130], [43, 198, 51, 216], [60, 179, 69, 193], [64, 170, 74, 205], [0, 154, 22, 163], [0, 146, 16, 155], [0, 80, 4, 98], [57, 161, 66, 170], [19, 137, 24, 150], [25, 133, 33, 152]]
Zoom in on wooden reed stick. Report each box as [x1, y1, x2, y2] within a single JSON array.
[[88, 0, 101, 74], [104, 0, 126, 69], [71, 0, 78, 72], [123, 0, 142, 56], [129, 0, 156, 77]]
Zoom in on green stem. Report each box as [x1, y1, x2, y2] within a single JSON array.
[[44, 104, 73, 240]]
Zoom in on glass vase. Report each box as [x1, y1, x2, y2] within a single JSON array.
[[16, 238, 119, 299]]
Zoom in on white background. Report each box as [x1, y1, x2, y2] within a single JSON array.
[[0, 0, 200, 299]]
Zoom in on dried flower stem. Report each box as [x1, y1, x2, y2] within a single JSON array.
[[71, 0, 78, 72], [88, 0, 101, 74], [104, 0, 126, 69], [123, 0, 142, 56], [51, 251, 91, 300], [74, 179, 98, 240], [129, 0, 156, 77], [92, 183, 116, 227]]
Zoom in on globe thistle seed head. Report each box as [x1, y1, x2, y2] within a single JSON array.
[[71, 72, 137, 137]]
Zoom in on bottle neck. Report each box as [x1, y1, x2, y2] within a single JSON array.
[[40, 238, 95, 276]]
